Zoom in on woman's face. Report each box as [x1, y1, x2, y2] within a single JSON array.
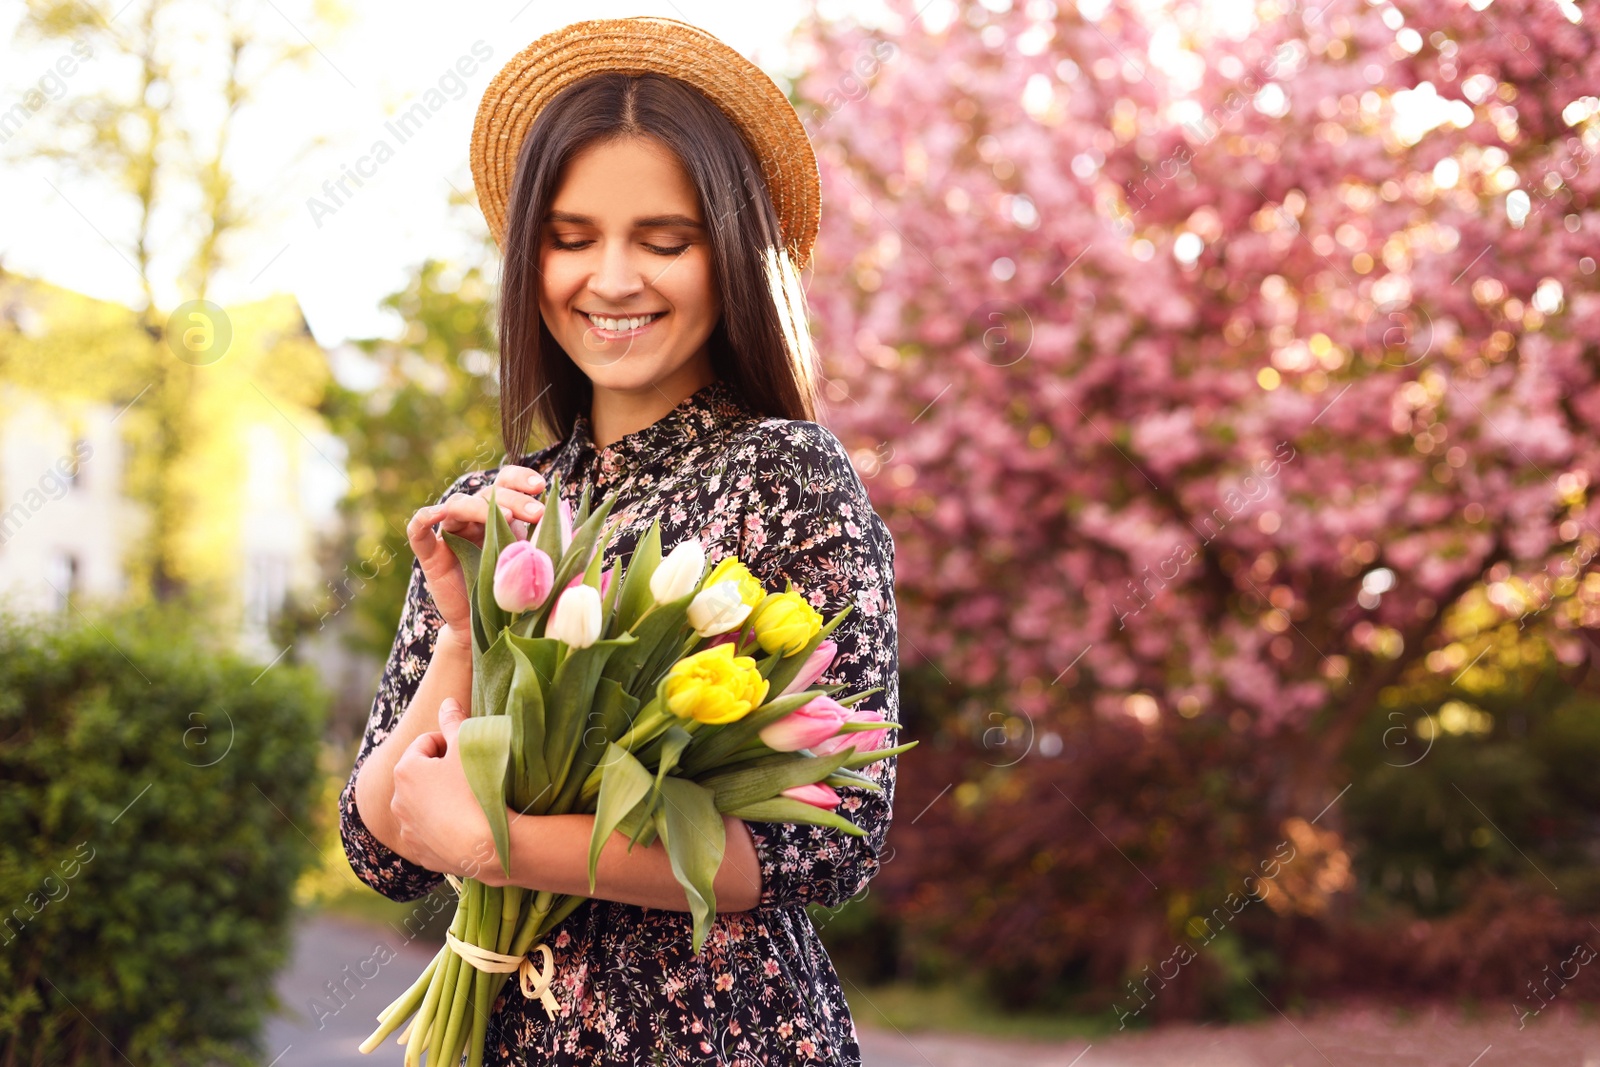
[[538, 135, 721, 398]]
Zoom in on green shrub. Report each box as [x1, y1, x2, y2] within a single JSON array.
[[1345, 653, 1600, 916], [0, 601, 325, 1066]]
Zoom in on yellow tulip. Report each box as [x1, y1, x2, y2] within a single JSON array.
[[704, 557, 766, 609], [749, 588, 823, 657], [664, 643, 770, 725]]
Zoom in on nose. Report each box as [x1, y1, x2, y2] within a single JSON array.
[[586, 238, 646, 304]]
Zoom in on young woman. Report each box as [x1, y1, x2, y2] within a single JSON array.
[[338, 18, 900, 1066]]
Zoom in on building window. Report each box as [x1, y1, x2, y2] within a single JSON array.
[[47, 552, 80, 613], [67, 437, 89, 491], [245, 553, 289, 632]]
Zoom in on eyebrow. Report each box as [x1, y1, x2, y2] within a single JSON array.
[[544, 210, 705, 229]]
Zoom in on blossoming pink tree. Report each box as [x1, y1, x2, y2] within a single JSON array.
[[791, 0, 1600, 1006]]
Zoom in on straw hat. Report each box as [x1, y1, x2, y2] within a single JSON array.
[[470, 16, 821, 272]]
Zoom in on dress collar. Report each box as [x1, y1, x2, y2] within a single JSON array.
[[547, 378, 753, 486]]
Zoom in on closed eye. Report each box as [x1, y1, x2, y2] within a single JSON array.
[[551, 239, 689, 256]]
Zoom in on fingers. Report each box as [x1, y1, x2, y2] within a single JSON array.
[[400, 729, 447, 763], [407, 467, 546, 560], [478, 465, 546, 527], [494, 465, 546, 496], [426, 494, 504, 545], [438, 696, 467, 739], [474, 483, 545, 525], [407, 503, 454, 563], [425, 487, 541, 538]]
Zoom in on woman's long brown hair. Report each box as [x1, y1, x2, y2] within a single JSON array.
[[496, 71, 820, 462]]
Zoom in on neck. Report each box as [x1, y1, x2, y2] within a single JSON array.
[[589, 358, 716, 450]]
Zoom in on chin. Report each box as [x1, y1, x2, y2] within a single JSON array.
[[584, 362, 674, 393]]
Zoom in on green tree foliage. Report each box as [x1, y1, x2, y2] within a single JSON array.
[[314, 257, 515, 662], [1347, 618, 1600, 916], [8, 0, 331, 604]]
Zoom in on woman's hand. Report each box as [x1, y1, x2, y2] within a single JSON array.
[[407, 465, 549, 636], [390, 697, 506, 884]]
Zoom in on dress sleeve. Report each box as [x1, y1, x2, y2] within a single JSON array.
[[337, 470, 483, 902], [736, 422, 900, 911]]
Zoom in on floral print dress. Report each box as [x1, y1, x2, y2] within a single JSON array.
[[338, 378, 900, 1066]]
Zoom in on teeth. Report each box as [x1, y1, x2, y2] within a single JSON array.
[[586, 312, 661, 332]]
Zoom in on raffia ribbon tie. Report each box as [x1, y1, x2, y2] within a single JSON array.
[[441, 877, 559, 1020], [444, 930, 561, 1020]]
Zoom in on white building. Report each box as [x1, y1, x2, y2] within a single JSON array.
[[0, 277, 371, 688], [0, 386, 142, 616], [0, 382, 357, 664]]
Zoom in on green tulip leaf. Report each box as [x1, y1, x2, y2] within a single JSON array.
[[600, 590, 695, 703], [544, 635, 638, 798], [833, 717, 893, 733], [456, 716, 514, 880], [728, 796, 868, 837], [589, 743, 655, 893], [507, 634, 560, 689], [697, 748, 858, 812], [617, 793, 658, 848], [477, 485, 515, 638], [612, 517, 664, 633], [472, 631, 515, 719], [550, 677, 639, 813], [531, 472, 566, 562], [653, 726, 693, 791], [653, 777, 725, 955], [822, 767, 883, 791], [622, 724, 696, 849], [838, 739, 918, 770], [506, 639, 549, 814], [441, 530, 486, 655]]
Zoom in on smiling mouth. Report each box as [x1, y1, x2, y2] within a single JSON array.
[[582, 310, 666, 334]]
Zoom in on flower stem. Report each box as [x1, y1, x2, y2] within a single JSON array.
[[430, 881, 475, 1066], [438, 881, 483, 1064], [406, 897, 466, 1067], [578, 702, 671, 802], [510, 889, 554, 955], [498, 884, 523, 953], [360, 948, 442, 1053]]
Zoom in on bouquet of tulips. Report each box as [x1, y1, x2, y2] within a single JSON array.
[[358, 475, 915, 1067]]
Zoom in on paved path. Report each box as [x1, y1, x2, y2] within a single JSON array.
[[265, 910, 442, 1067], [845, 1003, 1600, 1066], [267, 912, 1600, 1066]]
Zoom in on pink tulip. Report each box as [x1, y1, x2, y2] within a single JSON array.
[[759, 695, 851, 752], [813, 708, 892, 758], [781, 782, 841, 810], [493, 541, 555, 613], [777, 639, 838, 698]]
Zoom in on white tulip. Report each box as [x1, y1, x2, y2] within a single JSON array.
[[547, 584, 602, 648], [650, 540, 706, 604], [687, 580, 752, 638]]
